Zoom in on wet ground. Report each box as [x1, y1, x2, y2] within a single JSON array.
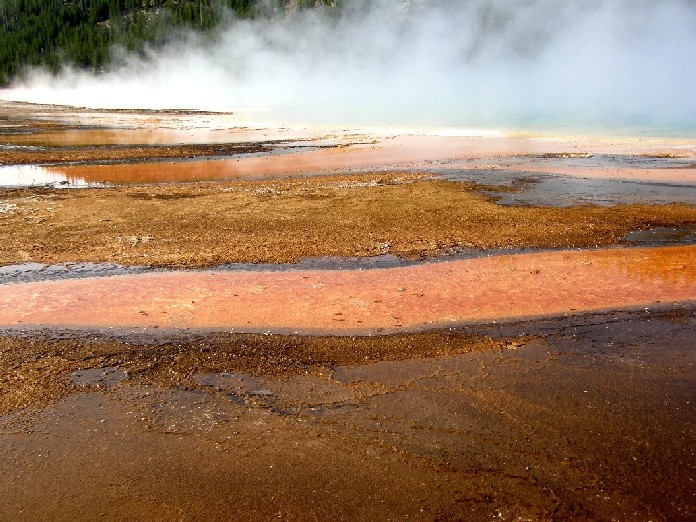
[[1, 306, 694, 521], [3, 173, 695, 268], [0, 101, 695, 520]]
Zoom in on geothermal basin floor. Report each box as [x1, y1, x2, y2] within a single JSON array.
[[0, 102, 695, 521]]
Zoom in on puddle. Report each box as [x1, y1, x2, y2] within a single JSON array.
[[450, 152, 696, 174], [492, 175, 696, 207], [507, 152, 695, 169], [0, 164, 109, 188], [69, 366, 128, 387], [20, 151, 356, 185], [267, 374, 355, 409], [333, 357, 447, 387], [439, 167, 696, 207], [192, 372, 277, 411], [435, 153, 696, 206]]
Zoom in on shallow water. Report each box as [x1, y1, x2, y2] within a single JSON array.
[[2, 101, 696, 191], [0, 164, 108, 188], [623, 226, 696, 245], [69, 367, 128, 388], [3, 131, 694, 199], [0, 261, 153, 285], [3, 161, 694, 210]]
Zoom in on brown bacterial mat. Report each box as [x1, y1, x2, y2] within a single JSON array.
[[2, 173, 696, 267]]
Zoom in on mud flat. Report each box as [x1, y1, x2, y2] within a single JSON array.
[[1, 102, 695, 520]]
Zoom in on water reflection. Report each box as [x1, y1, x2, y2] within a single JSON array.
[[0, 164, 108, 188]]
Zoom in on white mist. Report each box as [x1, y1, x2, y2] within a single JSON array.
[[2, 0, 695, 132]]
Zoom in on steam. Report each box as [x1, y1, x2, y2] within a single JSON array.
[[3, 0, 696, 132]]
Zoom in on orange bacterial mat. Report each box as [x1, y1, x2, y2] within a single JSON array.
[[1, 246, 694, 333]]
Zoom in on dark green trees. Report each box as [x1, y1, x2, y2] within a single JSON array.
[[0, 0, 322, 85]]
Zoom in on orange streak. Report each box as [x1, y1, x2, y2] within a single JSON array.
[[45, 140, 696, 186], [45, 136, 518, 184], [1, 246, 694, 333]]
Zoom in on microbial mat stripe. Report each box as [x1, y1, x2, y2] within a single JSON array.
[[1, 246, 694, 333]]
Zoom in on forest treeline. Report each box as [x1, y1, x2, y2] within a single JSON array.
[[0, 0, 336, 85]]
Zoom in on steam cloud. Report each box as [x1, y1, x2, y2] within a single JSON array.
[[3, 0, 696, 132]]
